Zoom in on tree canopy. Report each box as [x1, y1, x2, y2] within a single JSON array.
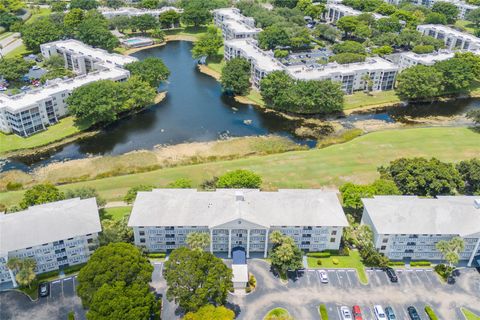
[[191, 26, 223, 59], [163, 247, 233, 312], [125, 57, 170, 88], [21, 16, 64, 52], [396, 65, 444, 100], [221, 57, 251, 95], [181, 0, 227, 26], [269, 231, 303, 275], [432, 1, 459, 24], [123, 185, 155, 204], [20, 184, 64, 209], [70, 0, 99, 10], [64, 187, 106, 207], [216, 169, 262, 188], [186, 232, 211, 251], [456, 159, 480, 195], [0, 57, 33, 82], [99, 215, 134, 246], [183, 305, 235, 320], [77, 243, 153, 308]]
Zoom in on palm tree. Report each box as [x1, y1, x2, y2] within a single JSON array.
[[269, 230, 285, 246], [362, 74, 374, 95], [15, 268, 36, 288], [186, 232, 211, 251], [436, 237, 465, 267], [6, 257, 22, 272]]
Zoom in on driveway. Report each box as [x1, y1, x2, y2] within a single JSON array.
[[0, 276, 86, 320]]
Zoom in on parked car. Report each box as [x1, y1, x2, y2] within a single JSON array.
[[407, 306, 421, 320], [39, 282, 50, 298], [340, 306, 353, 320], [352, 305, 363, 320], [374, 305, 387, 320], [385, 306, 396, 319], [385, 268, 398, 282], [318, 270, 328, 283]]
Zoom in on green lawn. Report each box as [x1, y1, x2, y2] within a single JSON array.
[[0, 32, 13, 40], [455, 20, 476, 34], [344, 90, 401, 110], [1, 127, 479, 206], [244, 89, 265, 107], [0, 117, 90, 154], [4, 43, 31, 59], [307, 250, 368, 284], [24, 8, 52, 24], [100, 206, 132, 221], [462, 308, 480, 320]]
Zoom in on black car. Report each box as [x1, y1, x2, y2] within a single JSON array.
[[39, 282, 50, 298], [385, 268, 398, 282], [407, 306, 421, 320]]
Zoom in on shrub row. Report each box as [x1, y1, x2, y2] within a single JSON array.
[[388, 261, 405, 266], [147, 252, 166, 259], [410, 261, 431, 267]]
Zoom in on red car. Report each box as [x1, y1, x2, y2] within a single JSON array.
[[352, 305, 363, 320]]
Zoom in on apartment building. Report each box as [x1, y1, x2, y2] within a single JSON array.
[[100, 6, 183, 19], [398, 0, 478, 20], [213, 8, 261, 40], [0, 198, 102, 288], [324, 3, 387, 23], [224, 39, 398, 93], [0, 40, 135, 136], [361, 196, 480, 266], [128, 189, 349, 258], [397, 48, 480, 70], [417, 24, 480, 50]]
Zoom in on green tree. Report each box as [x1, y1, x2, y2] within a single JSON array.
[[191, 26, 222, 58], [125, 57, 170, 88], [70, 0, 98, 10], [268, 231, 303, 276], [372, 45, 393, 56], [258, 24, 290, 50], [375, 17, 402, 33], [412, 44, 435, 54], [340, 179, 400, 214], [216, 169, 262, 188], [456, 159, 480, 195], [434, 56, 477, 92], [77, 21, 119, 51], [467, 109, 480, 126], [220, 57, 251, 95], [21, 16, 64, 52], [314, 23, 340, 42], [7, 257, 37, 288], [436, 237, 465, 267], [64, 187, 106, 207], [273, 0, 298, 8], [123, 185, 155, 204], [396, 65, 444, 100], [20, 184, 64, 209], [466, 8, 480, 26], [87, 282, 158, 320], [105, 0, 124, 8], [332, 40, 366, 54], [375, 2, 397, 15], [424, 12, 448, 24], [432, 1, 459, 24], [167, 178, 192, 188], [274, 49, 289, 58], [139, 0, 158, 9], [379, 157, 463, 196], [184, 305, 235, 320], [109, 15, 131, 33], [159, 10, 181, 28], [396, 29, 421, 49], [77, 243, 153, 307], [330, 53, 366, 64], [260, 71, 294, 107], [186, 232, 211, 251], [63, 8, 85, 34], [0, 57, 33, 82], [99, 215, 134, 246], [181, 0, 227, 26], [163, 247, 233, 312], [337, 16, 359, 38], [359, 243, 389, 268], [131, 14, 157, 33]]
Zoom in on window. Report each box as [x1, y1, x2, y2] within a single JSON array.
[[87, 238, 93, 244], [140, 238, 146, 243], [382, 239, 388, 243], [381, 246, 386, 250], [331, 231, 337, 236], [139, 231, 145, 236], [330, 238, 336, 243]]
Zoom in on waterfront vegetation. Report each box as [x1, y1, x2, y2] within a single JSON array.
[[1, 127, 478, 207], [306, 250, 368, 284]]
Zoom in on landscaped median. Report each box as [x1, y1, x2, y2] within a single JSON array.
[[306, 250, 368, 285], [264, 307, 293, 320], [462, 308, 480, 320]]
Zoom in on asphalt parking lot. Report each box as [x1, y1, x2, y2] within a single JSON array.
[[0, 276, 86, 320]]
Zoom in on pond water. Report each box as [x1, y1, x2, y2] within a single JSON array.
[[1, 41, 479, 172]]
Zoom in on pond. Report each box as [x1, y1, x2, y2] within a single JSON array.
[[1, 41, 479, 172]]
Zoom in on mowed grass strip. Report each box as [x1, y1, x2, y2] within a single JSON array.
[[1, 127, 479, 206]]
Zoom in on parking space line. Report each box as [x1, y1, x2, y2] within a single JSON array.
[[344, 270, 352, 287]]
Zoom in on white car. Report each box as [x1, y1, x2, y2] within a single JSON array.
[[341, 306, 353, 320], [374, 305, 387, 320], [318, 270, 328, 283]]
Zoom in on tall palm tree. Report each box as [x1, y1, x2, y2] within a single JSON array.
[[436, 237, 465, 267], [15, 268, 36, 288], [6, 257, 22, 272], [186, 232, 210, 251]]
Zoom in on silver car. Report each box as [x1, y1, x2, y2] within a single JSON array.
[[318, 270, 329, 283], [341, 306, 353, 320]]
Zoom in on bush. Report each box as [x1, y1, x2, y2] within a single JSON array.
[[147, 253, 166, 259], [245, 286, 252, 293], [339, 247, 350, 256], [434, 263, 454, 280], [6, 182, 22, 191], [216, 169, 262, 189], [425, 306, 439, 320], [248, 274, 256, 288], [68, 311, 75, 320], [124, 185, 155, 204], [410, 261, 431, 267], [319, 304, 329, 320], [316, 259, 322, 266], [332, 258, 339, 265], [307, 252, 331, 258], [388, 261, 405, 266]]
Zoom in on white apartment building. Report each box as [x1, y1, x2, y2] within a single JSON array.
[[0, 40, 135, 136], [361, 196, 480, 267], [417, 24, 480, 50], [324, 3, 387, 23], [224, 39, 398, 93], [213, 8, 261, 40], [0, 198, 102, 288], [99, 6, 183, 19], [128, 189, 349, 258], [397, 48, 480, 70], [397, 0, 478, 20]]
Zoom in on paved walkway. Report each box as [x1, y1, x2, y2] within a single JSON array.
[[0, 33, 22, 57]]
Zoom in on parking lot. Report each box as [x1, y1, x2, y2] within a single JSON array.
[[0, 276, 86, 320]]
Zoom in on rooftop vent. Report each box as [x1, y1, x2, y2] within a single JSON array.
[[474, 199, 480, 209], [235, 191, 244, 202]]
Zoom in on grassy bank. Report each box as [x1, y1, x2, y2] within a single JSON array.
[[0, 117, 88, 154], [1, 127, 478, 206]]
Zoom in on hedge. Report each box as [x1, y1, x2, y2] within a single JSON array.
[[319, 304, 329, 320], [307, 252, 331, 258], [147, 252, 166, 259], [388, 261, 405, 266], [411, 261, 431, 267], [425, 306, 439, 320]]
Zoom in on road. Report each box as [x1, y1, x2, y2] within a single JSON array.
[[0, 33, 23, 57]]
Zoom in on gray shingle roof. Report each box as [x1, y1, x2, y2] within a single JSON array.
[[128, 189, 348, 228], [362, 196, 480, 237], [0, 198, 101, 256]]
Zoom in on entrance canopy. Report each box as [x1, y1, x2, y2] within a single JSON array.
[[232, 246, 246, 265]]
